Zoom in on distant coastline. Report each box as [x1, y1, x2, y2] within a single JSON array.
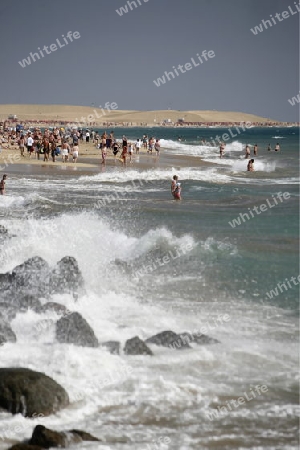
[[0, 104, 298, 128]]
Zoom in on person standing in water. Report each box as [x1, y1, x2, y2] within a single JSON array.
[[171, 175, 181, 200], [0, 174, 7, 195], [267, 143, 272, 151], [247, 159, 254, 172], [254, 144, 258, 156], [245, 144, 251, 159], [275, 143, 280, 152], [219, 142, 225, 158]]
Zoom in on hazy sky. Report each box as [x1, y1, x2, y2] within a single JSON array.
[[0, 0, 299, 121]]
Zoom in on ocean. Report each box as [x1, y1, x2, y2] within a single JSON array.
[[0, 126, 299, 449]]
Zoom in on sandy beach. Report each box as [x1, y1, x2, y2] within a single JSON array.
[[0, 138, 206, 179]]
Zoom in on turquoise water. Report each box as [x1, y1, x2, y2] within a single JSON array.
[[0, 127, 299, 449]]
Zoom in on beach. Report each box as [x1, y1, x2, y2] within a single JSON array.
[[0, 125, 299, 450]]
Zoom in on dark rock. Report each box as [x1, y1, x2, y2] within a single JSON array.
[[49, 256, 84, 298], [8, 445, 44, 450], [0, 256, 85, 305], [29, 425, 100, 448], [0, 302, 18, 322], [17, 296, 42, 312], [10, 257, 50, 298], [56, 312, 98, 348], [35, 302, 69, 315], [124, 336, 153, 356], [145, 330, 191, 350], [29, 425, 67, 448], [101, 341, 120, 355], [180, 332, 220, 345], [0, 273, 14, 292], [0, 225, 8, 234], [69, 429, 100, 441], [0, 320, 16, 345], [0, 368, 69, 417], [0, 298, 42, 322]]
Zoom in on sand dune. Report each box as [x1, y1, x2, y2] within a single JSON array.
[[0, 104, 277, 124]]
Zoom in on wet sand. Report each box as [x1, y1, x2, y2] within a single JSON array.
[[0, 141, 207, 178]]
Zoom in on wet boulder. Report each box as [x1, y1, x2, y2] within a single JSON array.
[[0, 224, 8, 235], [0, 225, 9, 246], [0, 273, 14, 294], [179, 332, 220, 345], [28, 425, 100, 448], [29, 425, 68, 448], [0, 368, 69, 417], [35, 302, 69, 316], [145, 330, 191, 350], [0, 296, 42, 319], [16, 295, 42, 312], [124, 336, 153, 356], [101, 341, 120, 355], [0, 302, 18, 322], [56, 312, 98, 347], [49, 257, 85, 298], [10, 257, 50, 298], [69, 429, 100, 441], [0, 319, 16, 345]]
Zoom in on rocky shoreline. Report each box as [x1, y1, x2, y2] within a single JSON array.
[[0, 225, 220, 449]]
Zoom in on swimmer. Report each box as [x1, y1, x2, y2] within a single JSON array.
[[0, 174, 7, 195], [247, 159, 254, 172], [219, 142, 225, 158]]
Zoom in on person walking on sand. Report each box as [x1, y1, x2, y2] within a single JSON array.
[[101, 141, 107, 165], [0, 174, 7, 195], [61, 141, 70, 163], [112, 140, 119, 159], [51, 143, 57, 163], [135, 138, 141, 154], [121, 144, 128, 165], [247, 159, 254, 172], [128, 142, 133, 163], [72, 143, 79, 163], [18, 134, 25, 157], [27, 133, 34, 158]]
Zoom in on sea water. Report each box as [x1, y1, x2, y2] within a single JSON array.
[[0, 127, 298, 449]]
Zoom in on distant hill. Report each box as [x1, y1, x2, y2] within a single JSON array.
[[0, 104, 279, 124]]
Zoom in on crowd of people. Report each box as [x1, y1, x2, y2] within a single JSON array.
[[0, 127, 80, 163], [95, 133, 161, 165], [0, 127, 162, 166]]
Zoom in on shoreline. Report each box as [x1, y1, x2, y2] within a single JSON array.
[[0, 142, 207, 178]]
